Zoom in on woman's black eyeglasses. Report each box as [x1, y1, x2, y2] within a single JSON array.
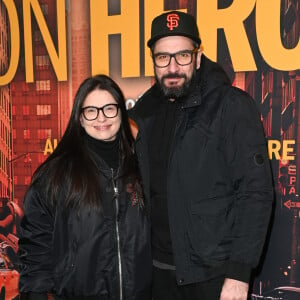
[[81, 104, 119, 120]]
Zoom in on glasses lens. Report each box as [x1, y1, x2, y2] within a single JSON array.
[[154, 54, 171, 67], [103, 104, 118, 118], [175, 51, 193, 65], [83, 107, 98, 120]]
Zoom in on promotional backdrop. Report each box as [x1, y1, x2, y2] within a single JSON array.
[[0, 0, 300, 298]]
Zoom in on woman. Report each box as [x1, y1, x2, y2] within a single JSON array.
[[18, 75, 152, 300]]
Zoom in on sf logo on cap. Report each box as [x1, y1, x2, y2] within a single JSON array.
[[167, 13, 179, 31]]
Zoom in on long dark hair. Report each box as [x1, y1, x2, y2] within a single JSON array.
[[31, 74, 142, 209]]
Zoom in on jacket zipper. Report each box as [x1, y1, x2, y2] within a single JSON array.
[[112, 168, 123, 300]]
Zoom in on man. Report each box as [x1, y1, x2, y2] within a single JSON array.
[[129, 11, 273, 300]]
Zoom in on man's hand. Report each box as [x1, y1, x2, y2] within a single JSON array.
[[220, 278, 249, 300]]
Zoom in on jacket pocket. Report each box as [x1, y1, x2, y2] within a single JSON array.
[[53, 240, 76, 287], [187, 194, 235, 264]]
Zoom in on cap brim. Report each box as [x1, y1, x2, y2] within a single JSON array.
[[147, 33, 201, 48]]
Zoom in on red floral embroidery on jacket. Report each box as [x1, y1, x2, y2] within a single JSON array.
[[126, 183, 139, 207]]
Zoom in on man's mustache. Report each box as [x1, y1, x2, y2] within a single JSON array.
[[162, 73, 187, 79]]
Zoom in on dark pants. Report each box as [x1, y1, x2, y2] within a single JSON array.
[[152, 266, 224, 300]]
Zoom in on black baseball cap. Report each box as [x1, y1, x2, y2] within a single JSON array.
[[147, 11, 201, 48]]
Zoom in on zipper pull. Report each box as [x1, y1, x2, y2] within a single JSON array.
[[113, 186, 119, 197], [111, 168, 119, 198]]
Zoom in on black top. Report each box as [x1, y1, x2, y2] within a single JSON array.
[[149, 99, 180, 265], [84, 133, 120, 171]]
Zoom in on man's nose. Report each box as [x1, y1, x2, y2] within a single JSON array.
[[168, 56, 180, 72]]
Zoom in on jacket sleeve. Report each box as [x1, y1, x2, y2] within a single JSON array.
[[222, 88, 274, 283], [18, 181, 55, 293]]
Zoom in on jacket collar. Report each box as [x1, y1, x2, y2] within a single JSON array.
[[182, 55, 231, 108]]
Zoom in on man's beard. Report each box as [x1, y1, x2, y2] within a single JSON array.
[[155, 70, 196, 99]]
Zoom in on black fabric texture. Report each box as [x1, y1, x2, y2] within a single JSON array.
[[149, 100, 180, 265], [84, 132, 120, 171]]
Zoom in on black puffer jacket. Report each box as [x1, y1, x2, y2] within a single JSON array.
[[18, 154, 152, 300], [129, 55, 273, 285]]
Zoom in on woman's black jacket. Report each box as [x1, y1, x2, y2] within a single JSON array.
[[129, 55, 274, 285], [18, 154, 152, 300]]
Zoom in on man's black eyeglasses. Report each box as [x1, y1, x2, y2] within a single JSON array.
[[81, 104, 119, 120], [152, 48, 198, 68]]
